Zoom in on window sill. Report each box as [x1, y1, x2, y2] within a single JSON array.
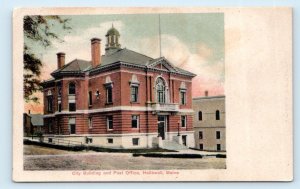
[[130, 102, 140, 104]]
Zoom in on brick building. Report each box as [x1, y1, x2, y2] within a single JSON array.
[[42, 26, 196, 149], [193, 95, 226, 152]]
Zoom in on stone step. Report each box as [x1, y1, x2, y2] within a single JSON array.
[[162, 140, 188, 151]]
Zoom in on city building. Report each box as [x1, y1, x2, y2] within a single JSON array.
[[41, 26, 196, 149], [193, 95, 226, 151]]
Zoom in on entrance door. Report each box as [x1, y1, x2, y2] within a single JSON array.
[[158, 116, 166, 140], [182, 135, 187, 146]]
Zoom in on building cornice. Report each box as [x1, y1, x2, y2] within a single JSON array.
[[43, 106, 194, 118]]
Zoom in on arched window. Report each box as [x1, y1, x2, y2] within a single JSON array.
[[69, 83, 76, 95], [216, 110, 220, 120], [156, 77, 166, 104], [198, 111, 202, 121]]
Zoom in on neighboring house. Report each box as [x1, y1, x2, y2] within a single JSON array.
[[23, 113, 31, 137], [30, 114, 45, 134], [193, 95, 226, 152], [41, 26, 196, 149], [23, 112, 45, 136]]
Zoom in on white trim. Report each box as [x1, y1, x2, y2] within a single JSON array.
[[43, 131, 194, 138], [43, 106, 194, 117]]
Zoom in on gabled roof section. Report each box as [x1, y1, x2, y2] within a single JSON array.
[[51, 59, 92, 76], [146, 57, 178, 72], [29, 114, 44, 126]]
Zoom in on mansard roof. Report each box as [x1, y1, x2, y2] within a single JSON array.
[[51, 48, 196, 78]]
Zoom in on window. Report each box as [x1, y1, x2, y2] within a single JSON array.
[[88, 91, 93, 106], [131, 115, 139, 128], [180, 91, 186, 105], [69, 118, 76, 134], [107, 116, 113, 130], [199, 144, 204, 151], [199, 131, 203, 139], [106, 87, 112, 103], [47, 96, 53, 112], [216, 131, 221, 139], [58, 86, 62, 96], [198, 111, 202, 121], [132, 138, 139, 146], [216, 110, 220, 120], [58, 101, 61, 112], [217, 144, 221, 151], [107, 138, 113, 144], [131, 86, 138, 102], [48, 120, 52, 133], [69, 83, 76, 95], [88, 117, 93, 129], [181, 115, 187, 127], [156, 77, 166, 104], [69, 102, 76, 112]]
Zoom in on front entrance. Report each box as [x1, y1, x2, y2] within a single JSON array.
[[158, 116, 167, 140]]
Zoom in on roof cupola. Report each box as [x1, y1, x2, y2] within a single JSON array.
[[105, 24, 121, 55]]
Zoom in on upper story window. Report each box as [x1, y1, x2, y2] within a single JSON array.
[[88, 91, 93, 106], [216, 110, 220, 120], [106, 87, 113, 103], [131, 86, 138, 102], [130, 74, 139, 103], [69, 83, 76, 95], [104, 76, 113, 104], [180, 91, 186, 105], [47, 94, 53, 113], [58, 101, 61, 112], [156, 77, 166, 104], [216, 131, 221, 139], [58, 86, 62, 96], [69, 102, 76, 112], [198, 111, 202, 121], [179, 82, 187, 105]]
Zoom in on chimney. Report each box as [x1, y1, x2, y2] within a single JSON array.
[[57, 52, 65, 69], [91, 38, 101, 67], [205, 90, 208, 97]]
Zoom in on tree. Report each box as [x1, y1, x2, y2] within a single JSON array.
[[23, 16, 71, 102]]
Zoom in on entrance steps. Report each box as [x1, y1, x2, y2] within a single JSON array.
[[162, 140, 188, 151]]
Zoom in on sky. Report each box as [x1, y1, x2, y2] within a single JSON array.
[[25, 13, 224, 114]]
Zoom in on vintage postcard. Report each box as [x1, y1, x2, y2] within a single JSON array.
[[13, 7, 292, 182]]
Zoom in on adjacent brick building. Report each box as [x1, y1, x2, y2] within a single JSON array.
[[193, 95, 226, 152], [42, 26, 196, 149]]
